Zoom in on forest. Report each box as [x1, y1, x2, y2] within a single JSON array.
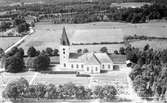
[[0, 0, 167, 24], [122, 44, 167, 100]]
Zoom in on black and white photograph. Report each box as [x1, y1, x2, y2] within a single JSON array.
[[0, 0, 167, 103]]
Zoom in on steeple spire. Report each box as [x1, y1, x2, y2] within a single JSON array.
[[60, 27, 70, 46]]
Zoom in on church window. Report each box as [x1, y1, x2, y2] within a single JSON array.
[[108, 65, 110, 69], [87, 67, 89, 71], [81, 65, 84, 68], [96, 67, 98, 71], [102, 65, 105, 69], [76, 64, 79, 68], [64, 63, 66, 67], [71, 64, 73, 68]]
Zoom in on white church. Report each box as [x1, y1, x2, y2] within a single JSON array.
[[57, 27, 126, 74]]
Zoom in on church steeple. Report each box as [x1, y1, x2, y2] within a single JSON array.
[[60, 27, 70, 46]]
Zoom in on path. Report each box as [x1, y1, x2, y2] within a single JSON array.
[[29, 72, 39, 85], [5, 35, 29, 53], [125, 67, 147, 103], [5, 28, 34, 53]]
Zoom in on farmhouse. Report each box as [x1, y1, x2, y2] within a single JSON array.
[[57, 27, 126, 74]]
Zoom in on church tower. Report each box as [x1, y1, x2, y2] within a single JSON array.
[[60, 27, 70, 68]]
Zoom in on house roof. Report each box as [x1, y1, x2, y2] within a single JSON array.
[[94, 53, 113, 63], [109, 54, 126, 64], [60, 27, 70, 46]]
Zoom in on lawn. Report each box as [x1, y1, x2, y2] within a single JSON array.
[[19, 21, 167, 53]]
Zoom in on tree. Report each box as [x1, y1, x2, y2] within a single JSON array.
[[5, 56, 25, 73], [114, 50, 119, 54], [101, 86, 117, 100], [6, 47, 18, 57], [94, 85, 117, 100], [77, 49, 82, 54], [14, 17, 26, 26], [17, 23, 30, 33], [45, 84, 56, 99], [119, 47, 125, 55], [83, 48, 89, 53], [2, 78, 29, 100], [0, 48, 4, 57], [27, 46, 37, 57], [100, 47, 108, 53], [15, 48, 24, 58], [52, 49, 59, 56], [45, 47, 53, 56], [144, 44, 150, 51], [75, 86, 86, 99], [63, 82, 77, 99], [33, 54, 50, 71], [0, 21, 12, 32], [35, 84, 47, 100]]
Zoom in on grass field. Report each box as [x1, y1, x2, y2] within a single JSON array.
[[19, 21, 167, 53], [0, 37, 22, 50]]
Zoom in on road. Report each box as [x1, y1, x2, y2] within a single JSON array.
[[0, 28, 34, 103], [5, 35, 29, 53]]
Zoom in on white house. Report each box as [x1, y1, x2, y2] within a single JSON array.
[[58, 27, 126, 74]]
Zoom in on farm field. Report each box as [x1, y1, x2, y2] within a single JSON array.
[[110, 2, 151, 8], [130, 40, 167, 50], [0, 37, 22, 50], [19, 21, 167, 53]]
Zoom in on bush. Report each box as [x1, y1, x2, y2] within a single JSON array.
[[100, 47, 108, 53]]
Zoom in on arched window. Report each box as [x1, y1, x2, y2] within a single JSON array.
[[96, 67, 98, 71], [81, 65, 84, 68], [76, 64, 79, 68], [64, 63, 66, 67], [71, 64, 73, 68], [102, 65, 105, 69], [87, 67, 89, 71], [108, 65, 110, 69]]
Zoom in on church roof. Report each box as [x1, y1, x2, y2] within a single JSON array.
[[68, 52, 126, 65], [60, 27, 70, 46], [94, 53, 113, 63], [78, 53, 101, 65]]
